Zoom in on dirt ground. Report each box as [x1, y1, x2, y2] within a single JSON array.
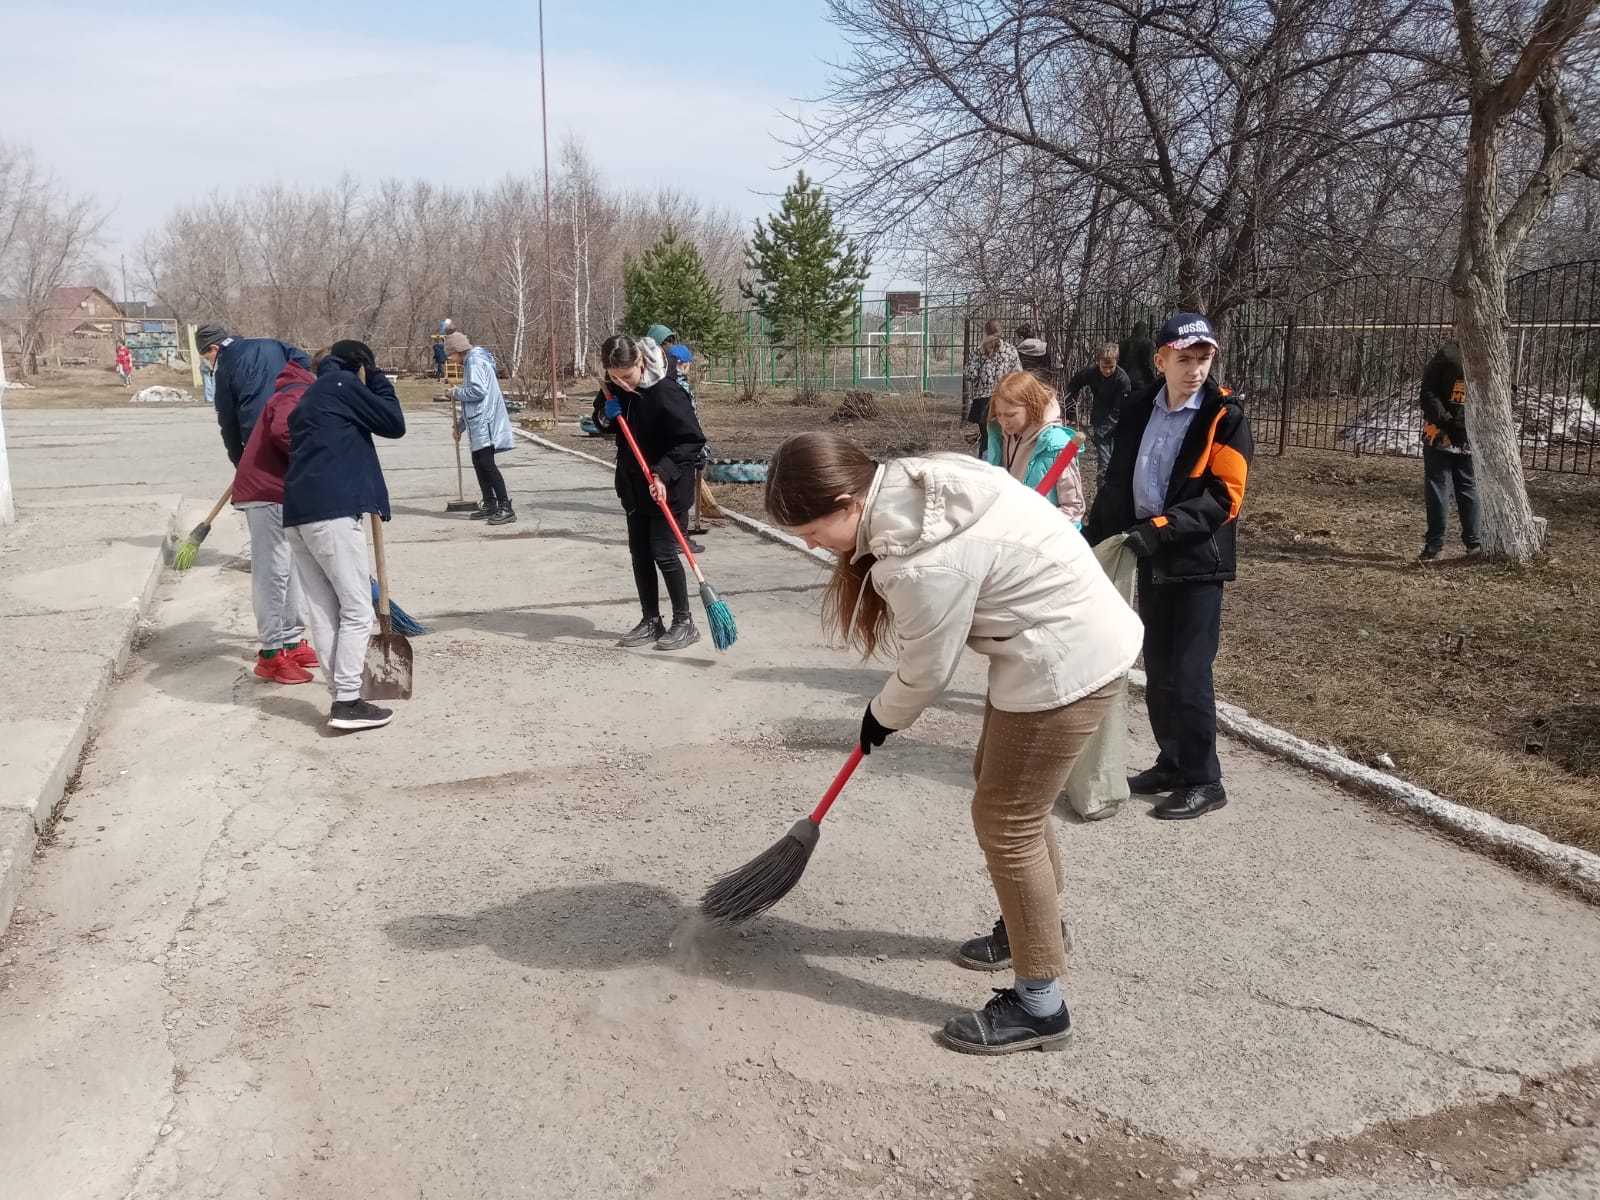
[[5, 401, 1600, 1200], [548, 379, 1600, 858]]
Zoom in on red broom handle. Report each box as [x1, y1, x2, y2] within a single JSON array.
[[1034, 431, 1086, 497], [613, 411, 707, 583], [809, 746, 866, 824]]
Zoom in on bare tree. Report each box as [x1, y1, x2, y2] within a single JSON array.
[[1447, 0, 1599, 560], [797, 0, 1458, 319], [0, 142, 106, 373]]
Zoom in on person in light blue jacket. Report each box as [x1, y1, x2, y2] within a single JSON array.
[[445, 330, 517, 525]]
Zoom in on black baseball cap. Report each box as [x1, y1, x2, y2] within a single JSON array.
[[1157, 312, 1219, 350]]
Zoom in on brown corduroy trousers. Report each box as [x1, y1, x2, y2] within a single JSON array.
[[971, 681, 1122, 979]]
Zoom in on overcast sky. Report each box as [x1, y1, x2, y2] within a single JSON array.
[[1, 0, 895, 287]]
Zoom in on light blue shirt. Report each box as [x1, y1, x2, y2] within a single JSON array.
[[1133, 385, 1203, 519]]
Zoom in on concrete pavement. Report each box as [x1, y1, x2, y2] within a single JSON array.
[[0, 404, 1597, 1199]]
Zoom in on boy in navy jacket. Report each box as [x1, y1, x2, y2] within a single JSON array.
[[283, 340, 406, 731]]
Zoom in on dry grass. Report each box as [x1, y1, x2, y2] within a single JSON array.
[[657, 386, 1600, 854]]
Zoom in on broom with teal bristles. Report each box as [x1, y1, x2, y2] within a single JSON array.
[[614, 414, 736, 651]]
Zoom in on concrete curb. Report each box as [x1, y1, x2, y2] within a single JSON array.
[[0, 500, 180, 934], [513, 423, 1600, 901]]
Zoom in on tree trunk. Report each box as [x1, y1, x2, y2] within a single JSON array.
[[1455, 256, 1545, 560]]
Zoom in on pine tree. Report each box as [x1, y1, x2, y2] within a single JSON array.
[[741, 171, 869, 362], [621, 228, 735, 358]]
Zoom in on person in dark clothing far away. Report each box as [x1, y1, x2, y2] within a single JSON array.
[[1015, 324, 1051, 376], [1118, 321, 1157, 392], [282, 340, 407, 733], [432, 337, 447, 380], [1417, 342, 1481, 562], [594, 333, 708, 652], [1085, 312, 1252, 821], [1064, 343, 1132, 489]]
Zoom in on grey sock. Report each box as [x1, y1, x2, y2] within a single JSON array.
[[1015, 976, 1063, 1017]]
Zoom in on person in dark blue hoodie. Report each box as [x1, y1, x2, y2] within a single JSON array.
[[283, 340, 406, 732], [196, 323, 312, 466]]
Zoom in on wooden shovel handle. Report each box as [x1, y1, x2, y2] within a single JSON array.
[[204, 484, 234, 526], [369, 515, 393, 635]]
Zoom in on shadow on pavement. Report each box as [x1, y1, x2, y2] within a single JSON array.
[[386, 880, 964, 1028]]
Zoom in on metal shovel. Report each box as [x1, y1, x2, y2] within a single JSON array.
[[361, 516, 413, 700]]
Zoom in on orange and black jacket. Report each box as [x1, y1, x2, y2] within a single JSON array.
[[1084, 379, 1253, 584], [1419, 348, 1469, 451]]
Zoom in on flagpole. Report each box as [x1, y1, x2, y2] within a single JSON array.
[[539, 0, 560, 421]]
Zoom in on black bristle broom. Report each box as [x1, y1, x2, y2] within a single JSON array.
[[700, 746, 864, 926]]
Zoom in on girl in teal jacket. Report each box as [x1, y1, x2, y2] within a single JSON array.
[[984, 370, 1086, 527]]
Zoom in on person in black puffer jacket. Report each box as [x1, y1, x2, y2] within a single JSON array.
[[1417, 342, 1481, 561], [593, 333, 707, 651]]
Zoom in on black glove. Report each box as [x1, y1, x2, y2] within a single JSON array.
[[1124, 521, 1161, 558], [860, 702, 897, 755]]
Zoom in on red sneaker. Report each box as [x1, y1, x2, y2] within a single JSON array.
[[254, 651, 313, 685], [284, 640, 320, 670]]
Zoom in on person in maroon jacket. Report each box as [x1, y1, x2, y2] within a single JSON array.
[[233, 360, 321, 684]]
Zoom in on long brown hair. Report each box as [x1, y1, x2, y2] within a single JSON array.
[[987, 370, 1055, 428], [765, 431, 892, 659], [981, 318, 1004, 357]]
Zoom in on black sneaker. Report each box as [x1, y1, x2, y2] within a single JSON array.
[[469, 501, 495, 521], [618, 617, 666, 648], [956, 916, 1072, 972], [1128, 765, 1181, 795], [1418, 546, 1442, 562], [938, 988, 1072, 1055], [655, 615, 701, 651], [487, 501, 517, 526], [328, 699, 393, 731]]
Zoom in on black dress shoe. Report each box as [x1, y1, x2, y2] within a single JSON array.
[[1128, 765, 1182, 795], [938, 988, 1072, 1055], [955, 916, 1072, 972], [1152, 782, 1228, 820]]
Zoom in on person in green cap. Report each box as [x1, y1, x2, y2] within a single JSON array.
[[646, 324, 694, 395]]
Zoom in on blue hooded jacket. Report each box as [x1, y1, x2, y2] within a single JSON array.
[[283, 356, 407, 528], [213, 336, 312, 465], [453, 346, 515, 453]]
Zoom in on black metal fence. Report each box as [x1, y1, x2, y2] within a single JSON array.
[[959, 261, 1600, 475]]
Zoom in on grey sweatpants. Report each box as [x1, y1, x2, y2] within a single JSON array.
[[288, 516, 371, 702], [239, 502, 305, 650]]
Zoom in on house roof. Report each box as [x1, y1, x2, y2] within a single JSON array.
[[45, 286, 122, 317]]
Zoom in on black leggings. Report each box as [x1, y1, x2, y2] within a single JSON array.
[[627, 508, 690, 620], [471, 447, 509, 505]]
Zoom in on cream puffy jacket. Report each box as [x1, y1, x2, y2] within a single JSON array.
[[859, 454, 1144, 730]]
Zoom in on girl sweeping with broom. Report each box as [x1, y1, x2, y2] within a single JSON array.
[[594, 333, 708, 652], [761, 432, 1142, 1054]]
